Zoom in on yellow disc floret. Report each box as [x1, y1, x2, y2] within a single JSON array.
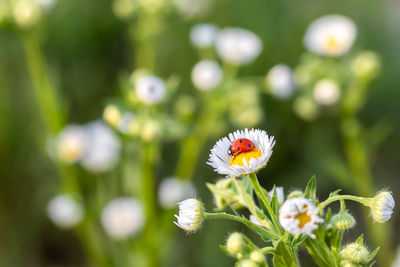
[[230, 149, 262, 166]]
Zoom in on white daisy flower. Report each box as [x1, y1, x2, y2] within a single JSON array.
[[174, 198, 204, 232], [266, 64, 296, 99], [47, 194, 84, 229], [207, 128, 275, 178], [101, 197, 144, 240], [56, 125, 86, 164], [136, 75, 166, 105], [313, 79, 340, 105], [81, 121, 121, 173], [190, 23, 219, 48], [215, 27, 262, 65], [304, 15, 357, 56], [269, 186, 285, 203], [279, 197, 323, 238], [158, 177, 196, 209], [191, 60, 222, 91], [370, 191, 394, 223]]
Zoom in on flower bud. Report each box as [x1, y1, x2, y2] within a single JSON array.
[[340, 243, 369, 264], [174, 199, 204, 232], [287, 190, 304, 199], [370, 191, 394, 223], [340, 260, 362, 267], [331, 210, 356, 230], [250, 250, 265, 264], [238, 259, 258, 267], [226, 232, 244, 257], [103, 104, 121, 128], [351, 51, 380, 79], [293, 96, 318, 121]]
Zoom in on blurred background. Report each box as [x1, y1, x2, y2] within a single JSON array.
[[0, 0, 399, 266]]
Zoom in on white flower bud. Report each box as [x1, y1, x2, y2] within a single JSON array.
[[191, 60, 222, 91], [47, 194, 84, 229], [370, 191, 394, 223], [313, 79, 340, 106], [136, 75, 166, 105], [190, 23, 219, 48], [340, 243, 369, 264], [174, 199, 204, 232], [266, 64, 296, 99]]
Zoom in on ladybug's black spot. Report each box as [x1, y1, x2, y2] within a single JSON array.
[[239, 139, 243, 143], [248, 144, 251, 148], [237, 147, 240, 150]]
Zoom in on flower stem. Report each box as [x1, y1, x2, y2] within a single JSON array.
[[204, 212, 279, 240], [248, 173, 283, 236], [318, 195, 370, 210]]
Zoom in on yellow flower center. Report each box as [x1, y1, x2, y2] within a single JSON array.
[[324, 36, 343, 53], [229, 149, 262, 166], [295, 211, 311, 228]]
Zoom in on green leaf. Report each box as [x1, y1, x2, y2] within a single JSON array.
[[273, 241, 297, 267], [304, 238, 336, 267], [355, 234, 364, 245], [219, 245, 230, 257], [329, 189, 342, 198], [366, 247, 380, 262], [271, 186, 281, 216], [304, 175, 317, 200]]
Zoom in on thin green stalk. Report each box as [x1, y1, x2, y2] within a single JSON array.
[[21, 31, 64, 134], [204, 212, 279, 240], [248, 173, 284, 236], [141, 142, 159, 267], [318, 195, 369, 210]]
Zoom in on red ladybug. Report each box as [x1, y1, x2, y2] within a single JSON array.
[[228, 138, 256, 157]]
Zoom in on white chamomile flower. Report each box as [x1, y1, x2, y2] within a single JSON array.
[[191, 60, 222, 91], [101, 197, 144, 240], [81, 121, 121, 173], [47, 194, 84, 229], [304, 15, 357, 56], [370, 191, 394, 223], [56, 125, 86, 164], [174, 198, 204, 232], [136, 75, 166, 105], [279, 197, 323, 238], [190, 23, 219, 48], [269, 186, 285, 203], [266, 64, 296, 99], [313, 79, 340, 105], [207, 128, 275, 178], [158, 177, 196, 209], [216, 27, 262, 65]]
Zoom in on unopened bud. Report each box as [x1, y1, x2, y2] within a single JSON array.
[[340, 243, 369, 264], [331, 210, 356, 230], [226, 232, 244, 257]]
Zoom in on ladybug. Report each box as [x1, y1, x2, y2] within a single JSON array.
[[228, 138, 256, 157]]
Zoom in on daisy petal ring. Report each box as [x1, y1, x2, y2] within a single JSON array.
[[207, 128, 275, 178]]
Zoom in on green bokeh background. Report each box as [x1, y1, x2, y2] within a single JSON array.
[[0, 0, 399, 266]]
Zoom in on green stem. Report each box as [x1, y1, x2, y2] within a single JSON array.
[[21, 31, 64, 134], [141, 142, 158, 267], [248, 173, 284, 236], [204, 212, 279, 240], [318, 195, 370, 210], [260, 247, 275, 254]]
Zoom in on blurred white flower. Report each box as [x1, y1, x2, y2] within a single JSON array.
[[313, 79, 340, 105], [118, 112, 136, 135], [191, 60, 222, 91], [216, 27, 262, 65], [190, 23, 219, 48], [370, 191, 394, 223], [136, 75, 166, 105], [266, 64, 296, 99], [13, 0, 41, 28], [174, 198, 204, 232], [304, 15, 357, 56], [279, 197, 323, 238], [36, 0, 56, 11], [207, 128, 275, 178], [56, 125, 86, 164], [173, 0, 211, 19], [81, 121, 121, 173], [269, 186, 284, 203], [158, 177, 196, 209], [47, 194, 84, 229], [101, 197, 144, 240]]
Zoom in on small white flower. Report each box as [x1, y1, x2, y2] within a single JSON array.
[[207, 128, 275, 178], [216, 27, 262, 65], [279, 197, 323, 238], [370, 191, 394, 223], [266, 64, 296, 99], [56, 125, 86, 164], [304, 15, 357, 56], [191, 60, 222, 91], [81, 121, 121, 173], [158, 177, 196, 209], [101, 197, 144, 240], [174, 198, 204, 232], [173, 0, 211, 19], [313, 79, 340, 105], [136, 75, 166, 104], [269, 186, 285, 203], [13, 0, 40, 28], [190, 23, 219, 48], [36, 0, 56, 11], [47, 194, 84, 229]]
